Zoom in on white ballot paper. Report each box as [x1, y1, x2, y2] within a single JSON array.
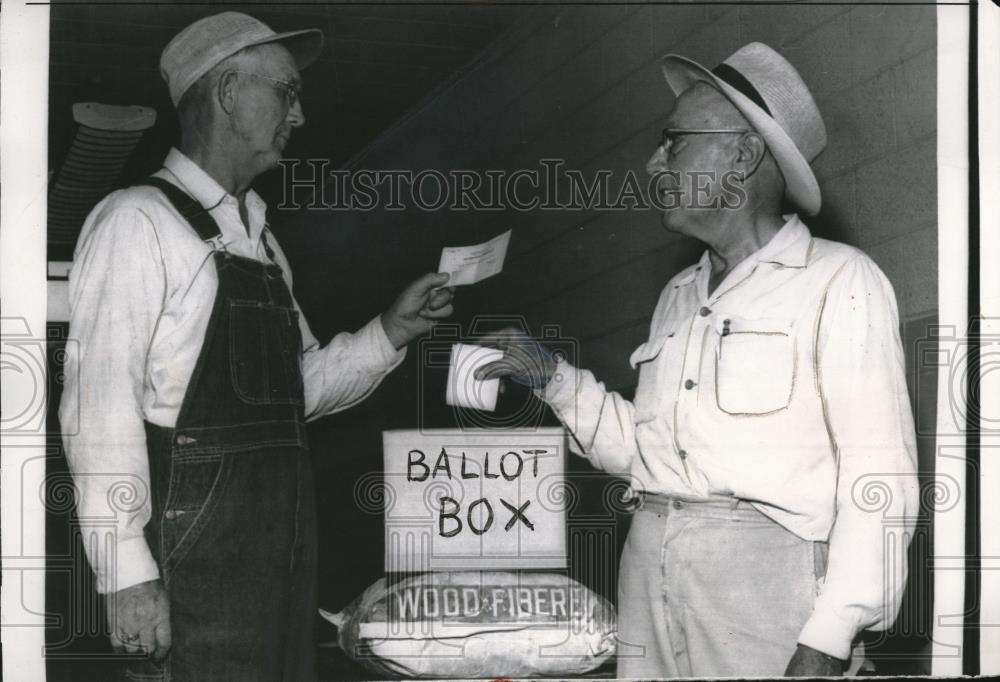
[[445, 343, 505, 411], [438, 230, 511, 286]]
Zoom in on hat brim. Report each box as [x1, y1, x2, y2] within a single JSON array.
[[661, 54, 821, 216], [249, 28, 324, 71]]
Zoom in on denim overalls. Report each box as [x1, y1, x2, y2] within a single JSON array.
[[125, 177, 318, 681]]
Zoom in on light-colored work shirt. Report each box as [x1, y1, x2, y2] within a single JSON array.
[[541, 215, 919, 660], [60, 148, 405, 595]]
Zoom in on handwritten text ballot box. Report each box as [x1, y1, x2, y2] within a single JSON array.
[[382, 429, 568, 572]]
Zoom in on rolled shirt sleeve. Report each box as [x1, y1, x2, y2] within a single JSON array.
[[60, 205, 165, 594], [797, 255, 920, 659]]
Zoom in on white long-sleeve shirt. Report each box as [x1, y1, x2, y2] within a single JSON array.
[[540, 215, 919, 660], [60, 148, 405, 595]]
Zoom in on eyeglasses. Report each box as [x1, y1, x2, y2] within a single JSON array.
[[658, 127, 750, 152], [232, 70, 302, 109]]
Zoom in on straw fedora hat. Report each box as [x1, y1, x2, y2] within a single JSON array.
[[661, 42, 827, 215]]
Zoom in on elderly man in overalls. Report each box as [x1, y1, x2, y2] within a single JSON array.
[[61, 12, 454, 681]]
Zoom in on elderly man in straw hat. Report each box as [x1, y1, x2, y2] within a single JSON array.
[[61, 12, 454, 680], [478, 43, 919, 677]]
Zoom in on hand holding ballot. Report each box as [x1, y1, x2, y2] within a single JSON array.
[[380, 272, 456, 349], [474, 327, 561, 389], [379, 231, 513, 350]]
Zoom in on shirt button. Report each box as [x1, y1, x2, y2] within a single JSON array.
[[699, 306, 711, 317], [164, 510, 179, 520], [684, 379, 696, 390], [673, 500, 684, 510], [176, 434, 196, 445], [678, 449, 688, 459]]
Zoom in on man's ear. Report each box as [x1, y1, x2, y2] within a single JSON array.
[[736, 132, 767, 179], [217, 70, 239, 115]]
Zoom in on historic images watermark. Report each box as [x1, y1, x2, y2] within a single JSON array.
[[1, 316, 77, 437], [276, 159, 747, 213]]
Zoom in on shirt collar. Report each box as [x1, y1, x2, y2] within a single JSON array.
[[677, 213, 812, 284], [674, 251, 711, 287], [162, 148, 268, 232], [754, 214, 812, 268], [673, 215, 812, 290]]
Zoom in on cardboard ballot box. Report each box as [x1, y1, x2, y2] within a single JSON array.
[[382, 429, 568, 572]]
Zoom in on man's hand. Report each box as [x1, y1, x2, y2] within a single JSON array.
[[784, 644, 844, 677], [381, 273, 455, 349], [473, 327, 559, 389], [107, 579, 171, 662]]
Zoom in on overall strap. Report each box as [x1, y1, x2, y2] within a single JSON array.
[[137, 176, 222, 242]]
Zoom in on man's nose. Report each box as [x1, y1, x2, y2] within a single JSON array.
[[287, 98, 305, 128], [646, 145, 667, 176]]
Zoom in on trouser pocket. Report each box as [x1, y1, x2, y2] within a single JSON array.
[[159, 454, 229, 577]]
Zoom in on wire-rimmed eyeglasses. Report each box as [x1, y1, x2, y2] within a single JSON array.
[[232, 70, 302, 109], [658, 127, 750, 152]]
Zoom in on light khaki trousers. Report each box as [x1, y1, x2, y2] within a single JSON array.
[[616, 494, 833, 678]]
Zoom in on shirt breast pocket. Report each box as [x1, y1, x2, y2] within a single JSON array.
[[630, 333, 670, 424], [714, 315, 795, 416]]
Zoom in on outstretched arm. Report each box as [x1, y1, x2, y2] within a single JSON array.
[[476, 328, 638, 475]]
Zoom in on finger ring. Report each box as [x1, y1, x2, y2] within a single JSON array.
[[119, 632, 140, 643]]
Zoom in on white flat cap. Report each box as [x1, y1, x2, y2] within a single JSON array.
[[160, 11, 323, 107]]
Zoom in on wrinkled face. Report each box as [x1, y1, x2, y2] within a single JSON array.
[[230, 44, 305, 175], [645, 83, 748, 236]]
